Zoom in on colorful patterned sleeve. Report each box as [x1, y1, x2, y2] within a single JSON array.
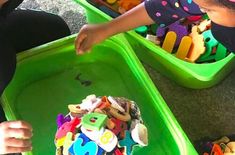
[[144, 0, 204, 27]]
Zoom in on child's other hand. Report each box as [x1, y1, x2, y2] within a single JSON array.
[[0, 0, 8, 7], [75, 24, 110, 55], [0, 121, 33, 154]]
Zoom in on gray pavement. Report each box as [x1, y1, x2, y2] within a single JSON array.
[[19, 0, 235, 145]]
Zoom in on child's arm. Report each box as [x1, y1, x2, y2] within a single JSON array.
[[75, 3, 154, 54]]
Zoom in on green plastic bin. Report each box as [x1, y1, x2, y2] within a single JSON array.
[[75, 0, 235, 89], [1, 34, 197, 154]]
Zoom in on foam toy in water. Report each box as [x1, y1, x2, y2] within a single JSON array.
[[55, 117, 81, 140], [81, 112, 108, 131], [69, 133, 104, 155], [131, 123, 148, 146], [57, 114, 71, 128], [110, 118, 128, 138], [62, 132, 74, 155], [119, 130, 137, 155], [55, 95, 148, 155]]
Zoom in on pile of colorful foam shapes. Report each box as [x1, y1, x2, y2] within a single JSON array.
[[55, 95, 148, 155], [195, 135, 235, 155], [86, 0, 143, 18], [142, 16, 230, 63]]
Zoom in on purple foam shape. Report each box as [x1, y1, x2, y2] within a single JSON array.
[[156, 21, 189, 46], [156, 27, 166, 38], [56, 114, 71, 128], [168, 22, 188, 46]]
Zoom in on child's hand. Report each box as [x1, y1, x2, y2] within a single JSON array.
[[75, 3, 154, 55], [0, 0, 8, 7], [0, 121, 33, 154], [75, 24, 110, 55]]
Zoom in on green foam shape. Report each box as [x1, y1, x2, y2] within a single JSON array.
[[82, 112, 108, 131]]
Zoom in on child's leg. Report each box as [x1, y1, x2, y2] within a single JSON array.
[[3, 9, 71, 53]]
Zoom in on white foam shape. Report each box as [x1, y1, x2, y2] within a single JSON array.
[[80, 98, 101, 112], [81, 126, 104, 141], [131, 123, 148, 146], [86, 94, 97, 102], [108, 96, 125, 112]]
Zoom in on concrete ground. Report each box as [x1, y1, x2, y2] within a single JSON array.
[[19, 0, 235, 147]]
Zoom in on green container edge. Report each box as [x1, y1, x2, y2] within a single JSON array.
[[75, 0, 235, 89], [0, 34, 198, 154]]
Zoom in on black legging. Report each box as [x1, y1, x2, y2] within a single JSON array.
[[0, 9, 71, 122]]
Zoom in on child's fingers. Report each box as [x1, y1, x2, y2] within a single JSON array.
[[78, 38, 91, 54], [3, 146, 32, 154], [5, 138, 32, 148], [6, 128, 33, 139], [75, 33, 87, 54], [4, 121, 32, 131]]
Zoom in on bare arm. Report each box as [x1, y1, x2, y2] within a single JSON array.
[[103, 3, 155, 37], [75, 3, 155, 54]]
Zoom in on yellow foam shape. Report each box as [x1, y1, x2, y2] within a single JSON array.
[[107, 0, 117, 4], [63, 132, 74, 155], [162, 31, 177, 53], [176, 36, 192, 60], [56, 136, 66, 148]]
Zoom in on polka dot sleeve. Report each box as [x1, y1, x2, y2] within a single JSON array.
[[144, 0, 204, 27]]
